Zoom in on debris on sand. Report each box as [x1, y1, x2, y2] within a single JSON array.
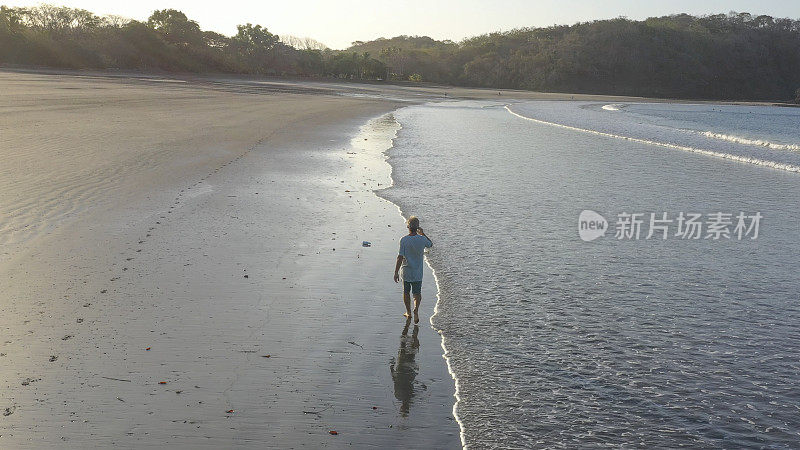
[[329, 430, 338, 435], [303, 405, 332, 415], [226, 409, 235, 414], [101, 376, 131, 382], [21, 377, 40, 386], [49, 355, 57, 362], [361, 241, 371, 247], [3, 406, 14, 416]]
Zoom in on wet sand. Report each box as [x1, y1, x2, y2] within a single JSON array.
[[0, 69, 662, 447]]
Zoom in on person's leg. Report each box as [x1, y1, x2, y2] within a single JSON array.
[[412, 282, 422, 323], [403, 281, 412, 318]]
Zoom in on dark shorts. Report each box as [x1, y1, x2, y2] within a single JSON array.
[[403, 280, 422, 295]]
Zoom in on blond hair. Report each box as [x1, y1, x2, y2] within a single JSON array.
[[407, 216, 420, 231]]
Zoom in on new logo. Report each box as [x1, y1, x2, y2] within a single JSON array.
[[579, 210, 607, 242]]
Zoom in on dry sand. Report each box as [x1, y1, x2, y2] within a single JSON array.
[[0, 69, 661, 447]]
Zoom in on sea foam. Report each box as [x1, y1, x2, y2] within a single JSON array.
[[601, 103, 625, 111], [700, 131, 800, 152], [506, 105, 800, 173]]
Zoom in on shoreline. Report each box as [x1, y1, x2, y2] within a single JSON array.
[[372, 117, 467, 448], [5, 66, 794, 106], [352, 113, 462, 447]]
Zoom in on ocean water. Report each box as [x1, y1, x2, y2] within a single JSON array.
[[378, 101, 800, 449]]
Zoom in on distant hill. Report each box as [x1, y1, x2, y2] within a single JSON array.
[[349, 13, 800, 101], [2, 6, 799, 101]]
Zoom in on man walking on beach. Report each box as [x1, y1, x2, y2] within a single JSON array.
[[393, 216, 433, 323]]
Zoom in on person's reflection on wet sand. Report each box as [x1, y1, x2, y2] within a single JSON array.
[[390, 317, 420, 417]]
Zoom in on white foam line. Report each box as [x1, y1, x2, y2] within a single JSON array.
[[700, 131, 800, 152], [505, 105, 800, 174], [602, 103, 625, 111], [369, 111, 468, 449], [427, 258, 468, 449]]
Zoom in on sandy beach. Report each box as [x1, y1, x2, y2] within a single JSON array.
[[0, 69, 662, 447], [0, 70, 456, 448]]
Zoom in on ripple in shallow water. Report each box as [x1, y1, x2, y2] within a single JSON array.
[[382, 101, 800, 449]]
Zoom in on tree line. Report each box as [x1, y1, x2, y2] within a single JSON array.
[[2, 6, 799, 101], [0, 5, 387, 79], [349, 13, 800, 101]]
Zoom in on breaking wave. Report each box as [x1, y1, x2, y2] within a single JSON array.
[[506, 105, 800, 173], [700, 131, 800, 152]]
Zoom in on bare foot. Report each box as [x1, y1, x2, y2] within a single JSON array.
[[403, 312, 412, 319]]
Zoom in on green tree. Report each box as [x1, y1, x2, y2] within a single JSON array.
[[231, 23, 280, 73], [233, 24, 279, 52], [147, 9, 201, 45]]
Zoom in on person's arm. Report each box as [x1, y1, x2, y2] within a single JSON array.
[[393, 255, 403, 283], [418, 227, 433, 247]]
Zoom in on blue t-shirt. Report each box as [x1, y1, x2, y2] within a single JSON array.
[[398, 234, 433, 282]]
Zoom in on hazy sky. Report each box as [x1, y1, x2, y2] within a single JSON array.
[[7, 0, 800, 49]]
